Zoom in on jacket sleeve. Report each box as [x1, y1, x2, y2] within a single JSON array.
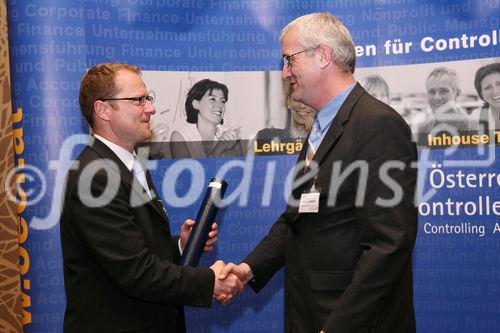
[[243, 211, 290, 292]]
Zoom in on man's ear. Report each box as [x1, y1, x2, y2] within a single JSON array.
[[318, 44, 333, 69], [94, 100, 112, 121]]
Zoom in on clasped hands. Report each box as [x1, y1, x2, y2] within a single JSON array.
[[210, 261, 252, 305], [179, 220, 250, 305]]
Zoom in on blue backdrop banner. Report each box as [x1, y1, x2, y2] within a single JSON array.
[[7, 0, 500, 332]]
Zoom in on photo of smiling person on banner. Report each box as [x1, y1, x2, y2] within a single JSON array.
[[415, 67, 472, 134], [169, 78, 245, 158], [470, 62, 500, 132]]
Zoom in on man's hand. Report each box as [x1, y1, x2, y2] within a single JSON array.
[[219, 262, 253, 285], [215, 262, 252, 304], [210, 260, 243, 305], [179, 219, 218, 252]]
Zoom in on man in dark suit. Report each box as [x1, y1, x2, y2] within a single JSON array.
[[60, 63, 242, 332], [220, 13, 418, 333]]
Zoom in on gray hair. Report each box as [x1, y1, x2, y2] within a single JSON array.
[[425, 67, 461, 93], [280, 12, 356, 73]]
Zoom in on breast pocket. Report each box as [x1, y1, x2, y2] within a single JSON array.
[[309, 270, 353, 314]]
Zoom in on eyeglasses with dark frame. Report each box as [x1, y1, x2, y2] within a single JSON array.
[[101, 95, 154, 106], [283, 46, 319, 67]]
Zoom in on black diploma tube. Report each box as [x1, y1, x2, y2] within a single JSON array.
[[180, 178, 228, 267]]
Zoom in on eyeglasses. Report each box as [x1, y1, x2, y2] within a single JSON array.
[[101, 95, 154, 106], [283, 47, 317, 67]]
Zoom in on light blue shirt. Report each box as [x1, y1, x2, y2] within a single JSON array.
[[314, 82, 356, 146]]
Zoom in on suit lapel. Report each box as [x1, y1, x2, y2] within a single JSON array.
[[312, 83, 365, 167], [89, 137, 168, 220]]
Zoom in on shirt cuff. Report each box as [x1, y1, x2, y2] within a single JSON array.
[[178, 239, 183, 255]]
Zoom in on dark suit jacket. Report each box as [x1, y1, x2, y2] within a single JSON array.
[[60, 137, 214, 333], [244, 84, 418, 333]]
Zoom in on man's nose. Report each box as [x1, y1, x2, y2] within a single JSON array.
[[144, 101, 156, 115], [282, 63, 291, 81]]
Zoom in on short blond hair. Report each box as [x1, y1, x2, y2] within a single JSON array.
[[79, 63, 141, 126]]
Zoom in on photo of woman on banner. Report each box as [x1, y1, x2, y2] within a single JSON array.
[[170, 79, 245, 158], [254, 81, 316, 146], [470, 62, 500, 132]]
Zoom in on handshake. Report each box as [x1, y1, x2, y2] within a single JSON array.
[[209, 261, 253, 305], [180, 221, 252, 304]]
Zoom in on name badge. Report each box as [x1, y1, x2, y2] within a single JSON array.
[[298, 182, 321, 213], [299, 192, 320, 213]]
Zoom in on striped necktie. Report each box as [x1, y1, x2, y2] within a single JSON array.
[[133, 157, 152, 199], [305, 119, 321, 166]]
